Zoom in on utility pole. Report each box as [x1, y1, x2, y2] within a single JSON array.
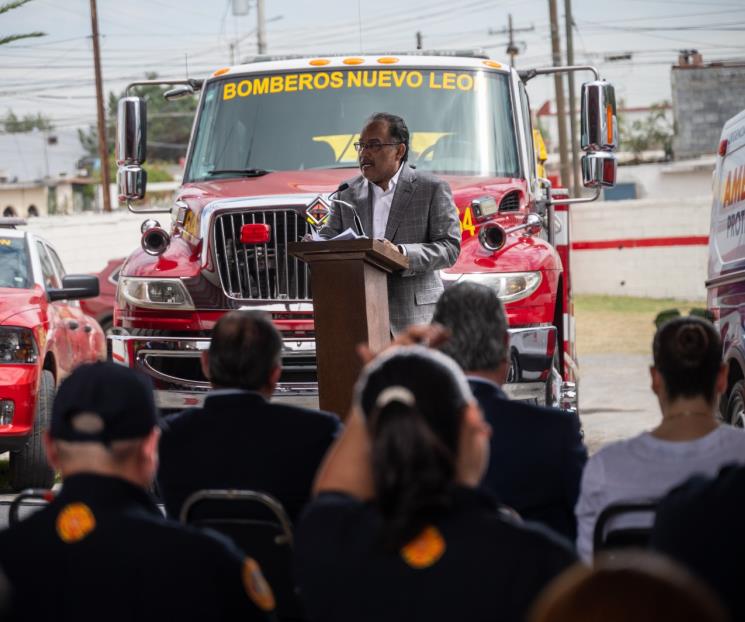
[[416, 31, 423, 50], [489, 15, 534, 67], [89, 0, 111, 212], [565, 0, 580, 195], [548, 0, 570, 190], [257, 0, 267, 54]]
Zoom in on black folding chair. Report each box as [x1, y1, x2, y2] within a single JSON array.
[[593, 501, 658, 555], [180, 489, 304, 621], [8, 488, 54, 526]]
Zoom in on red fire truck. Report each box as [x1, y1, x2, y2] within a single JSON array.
[[111, 51, 617, 413]]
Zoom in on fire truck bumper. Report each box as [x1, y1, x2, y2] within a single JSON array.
[[108, 325, 572, 412]]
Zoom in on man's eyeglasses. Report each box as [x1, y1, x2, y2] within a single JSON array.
[[353, 141, 402, 153]]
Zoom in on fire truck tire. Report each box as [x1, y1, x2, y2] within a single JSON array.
[[9, 370, 55, 491], [725, 380, 745, 428]]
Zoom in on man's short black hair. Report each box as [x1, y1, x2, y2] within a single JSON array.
[[365, 112, 410, 162], [433, 282, 508, 372], [208, 310, 282, 391]]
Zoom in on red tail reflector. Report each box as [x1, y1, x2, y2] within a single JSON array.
[[719, 140, 728, 157], [240, 223, 271, 244]]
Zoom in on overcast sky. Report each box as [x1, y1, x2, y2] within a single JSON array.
[[1, 0, 744, 133]]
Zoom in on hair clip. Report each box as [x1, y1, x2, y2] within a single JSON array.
[[375, 386, 416, 410]]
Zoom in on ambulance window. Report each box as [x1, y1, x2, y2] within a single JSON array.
[[518, 81, 537, 183]]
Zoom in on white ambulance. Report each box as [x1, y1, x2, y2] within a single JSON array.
[[707, 108, 745, 425]]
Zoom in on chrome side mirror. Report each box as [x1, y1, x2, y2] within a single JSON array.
[[581, 152, 617, 188], [117, 165, 147, 202], [116, 97, 147, 165], [580, 80, 618, 151], [164, 85, 195, 101]]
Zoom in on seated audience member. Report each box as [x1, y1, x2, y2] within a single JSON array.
[[575, 316, 745, 560], [157, 310, 341, 521], [651, 464, 745, 621], [295, 346, 577, 622], [431, 282, 587, 540], [528, 551, 728, 622], [0, 362, 275, 622]]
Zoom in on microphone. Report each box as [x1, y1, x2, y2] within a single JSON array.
[[328, 182, 349, 202], [328, 182, 366, 237]]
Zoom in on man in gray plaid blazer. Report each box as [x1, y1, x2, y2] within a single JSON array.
[[319, 113, 461, 334]]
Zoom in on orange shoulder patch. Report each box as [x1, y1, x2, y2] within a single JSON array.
[[400, 525, 446, 569], [242, 557, 276, 612], [56, 503, 96, 543]]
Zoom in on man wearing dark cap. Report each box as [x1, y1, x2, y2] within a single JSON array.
[[157, 310, 341, 522], [0, 362, 276, 622]]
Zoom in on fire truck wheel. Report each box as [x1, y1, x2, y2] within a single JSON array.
[[9, 370, 56, 491], [725, 380, 745, 428]]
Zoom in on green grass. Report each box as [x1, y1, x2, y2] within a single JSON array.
[[575, 294, 706, 315], [575, 294, 708, 355]]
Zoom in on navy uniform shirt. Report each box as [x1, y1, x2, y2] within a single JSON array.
[[157, 391, 341, 522], [295, 486, 577, 622], [0, 473, 276, 622]]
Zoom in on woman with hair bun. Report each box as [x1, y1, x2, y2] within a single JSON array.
[[575, 316, 745, 561], [295, 346, 577, 622]]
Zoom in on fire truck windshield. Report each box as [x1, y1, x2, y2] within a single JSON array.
[[185, 68, 520, 181]]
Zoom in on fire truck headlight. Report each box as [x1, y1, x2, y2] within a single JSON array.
[[119, 277, 195, 310], [448, 272, 542, 303]]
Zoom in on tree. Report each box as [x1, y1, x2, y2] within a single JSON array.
[[78, 74, 198, 164], [619, 101, 674, 161], [0, 0, 44, 46], [2, 109, 53, 133]]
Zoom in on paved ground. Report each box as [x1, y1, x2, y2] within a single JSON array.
[[578, 353, 659, 454], [0, 351, 660, 526]]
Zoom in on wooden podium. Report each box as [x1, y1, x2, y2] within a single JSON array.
[[287, 239, 409, 418]]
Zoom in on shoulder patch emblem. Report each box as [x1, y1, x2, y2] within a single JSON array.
[[242, 557, 276, 612], [401, 525, 446, 569], [56, 503, 96, 543]]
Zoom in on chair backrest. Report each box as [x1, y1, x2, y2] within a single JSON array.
[[8, 489, 55, 526], [180, 489, 304, 621], [593, 501, 658, 555]]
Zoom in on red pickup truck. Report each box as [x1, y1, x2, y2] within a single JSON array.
[[0, 219, 105, 490]]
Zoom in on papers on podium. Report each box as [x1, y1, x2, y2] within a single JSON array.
[[306, 227, 367, 242]]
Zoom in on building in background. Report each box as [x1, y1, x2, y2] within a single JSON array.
[[672, 52, 745, 160]]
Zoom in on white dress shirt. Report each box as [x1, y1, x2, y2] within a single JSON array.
[[369, 163, 403, 239]]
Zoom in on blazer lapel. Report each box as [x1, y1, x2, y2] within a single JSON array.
[[350, 175, 373, 236], [384, 163, 416, 241]]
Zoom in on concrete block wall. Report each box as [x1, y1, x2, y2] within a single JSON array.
[[18, 199, 714, 301], [570, 196, 711, 300], [22, 210, 146, 274], [672, 65, 745, 159]]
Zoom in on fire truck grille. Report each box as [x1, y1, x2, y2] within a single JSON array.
[[213, 210, 312, 301], [499, 191, 520, 212]]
